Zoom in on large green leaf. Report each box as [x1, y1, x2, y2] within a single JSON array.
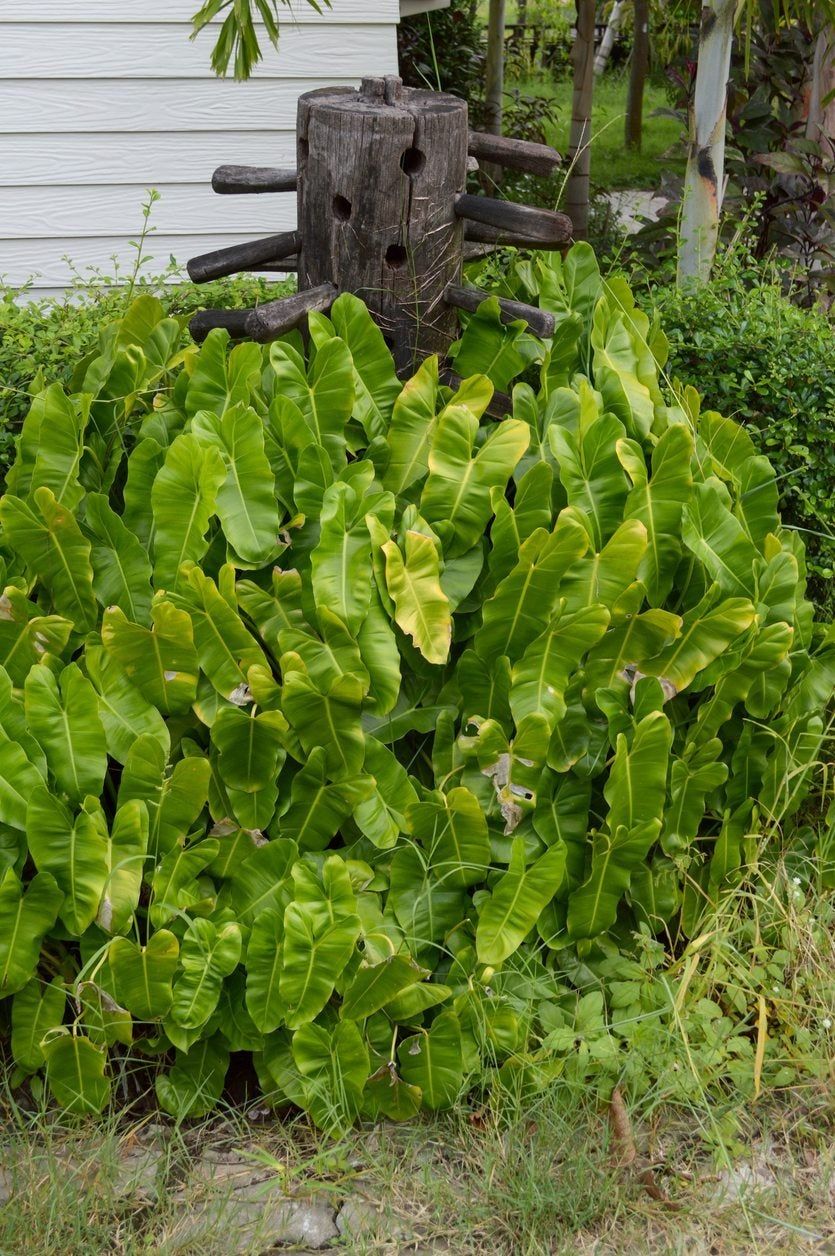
[[84, 492, 153, 624], [421, 408, 529, 557], [43, 1032, 111, 1114], [151, 432, 225, 592], [97, 799, 149, 936], [550, 404, 628, 549], [85, 644, 170, 766], [102, 601, 198, 715], [191, 403, 280, 564], [25, 663, 107, 803], [329, 292, 400, 440], [292, 1018, 369, 1132], [476, 515, 589, 663], [245, 909, 285, 1033], [341, 954, 428, 1021], [280, 857, 361, 1028], [282, 664, 365, 780], [170, 918, 242, 1029], [311, 482, 373, 634], [6, 383, 85, 508], [0, 587, 72, 686], [270, 335, 354, 464], [173, 564, 267, 703], [11, 978, 66, 1074], [410, 787, 491, 889], [617, 425, 693, 604], [0, 868, 63, 996], [476, 839, 567, 965], [681, 479, 760, 600], [0, 487, 97, 631], [156, 1036, 230, 1119], [567, 711, 672, 938], [185, 331, 261, 417], [26, 790, 108, 935], [109, 930, 179, 1020], [398, 1010, 464, 1110], [382, 530, 451, 666], [510, 603, 610, 729]]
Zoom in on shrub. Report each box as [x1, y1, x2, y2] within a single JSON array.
[[0, 246, 832, 1129], [0, 267, 292, 471], [645, 250, 835, 617]]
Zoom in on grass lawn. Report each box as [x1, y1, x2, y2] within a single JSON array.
[[509, 68, 687, 191], [1, 1086, 832, 1254]]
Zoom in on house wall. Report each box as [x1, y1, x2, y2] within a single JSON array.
[[0, 0, 402, 296]]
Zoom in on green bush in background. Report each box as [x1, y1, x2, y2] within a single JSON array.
[[0, 268, 292, 467], [648, 253, 835, 616], [0, 245, 831, 1129]]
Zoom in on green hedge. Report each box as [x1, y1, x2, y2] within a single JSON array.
[[0, 271, 293, 471], [646, 258, 835, 616]]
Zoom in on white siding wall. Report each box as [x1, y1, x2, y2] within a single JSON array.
[[0, 0, 400, 295]]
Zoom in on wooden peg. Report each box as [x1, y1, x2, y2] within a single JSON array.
[[245, 283, 339, 343], [445, 283, 555, 339], [187, 230, 301, 283], [252, 258, 299, 273], [455, 194, 572, 246], [468, 131, 561, 177], [212, 165, 298, 194], [189, 308, 252, 342]]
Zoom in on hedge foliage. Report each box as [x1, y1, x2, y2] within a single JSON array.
[[0, 245, 832, 1128]]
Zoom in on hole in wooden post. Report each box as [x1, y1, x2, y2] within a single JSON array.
[[298, 138, 310, 161], [333, 195, 352, 222], [385, 244, 408, 270], [400, 147, 426, 177]]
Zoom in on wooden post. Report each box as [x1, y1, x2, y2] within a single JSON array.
[[297, 76, 469, 373]]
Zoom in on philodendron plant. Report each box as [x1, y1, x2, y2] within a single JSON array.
[[0, 243, 832, 1128]]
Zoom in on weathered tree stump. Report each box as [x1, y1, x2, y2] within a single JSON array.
[[297, 75, 468, 372], [187, 76, 572, 362]]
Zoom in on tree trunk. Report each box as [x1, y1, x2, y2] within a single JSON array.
[[566, 0, 596, 239], [517, 0, 528, 26], [806, 27, 835, 162], [677, 0, 736, 285], [594, 0, 626, 76], [485, 0, 507, 136], [625, 0, 649, 149]]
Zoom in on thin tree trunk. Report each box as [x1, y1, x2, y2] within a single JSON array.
[[594, 0, 626, 76], [677, 0, 736, 285], [625, 0, 649, 149], [806, 27, 835, 161], [483, 0, 507, 186], [566, 0, 596, 239], [485, 0, 507, 135], [517, 0, 528, 25]]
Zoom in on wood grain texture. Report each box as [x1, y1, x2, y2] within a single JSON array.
[[445, 284, 555, 338], [455, 194, 573, 245], [212, 166, 298, 194], [188, 230, 300, 283], [0, 23, 394, 78], [298, 80, 468, 370], [468, 130, 561, 176], [246, 283, 338, 341]]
